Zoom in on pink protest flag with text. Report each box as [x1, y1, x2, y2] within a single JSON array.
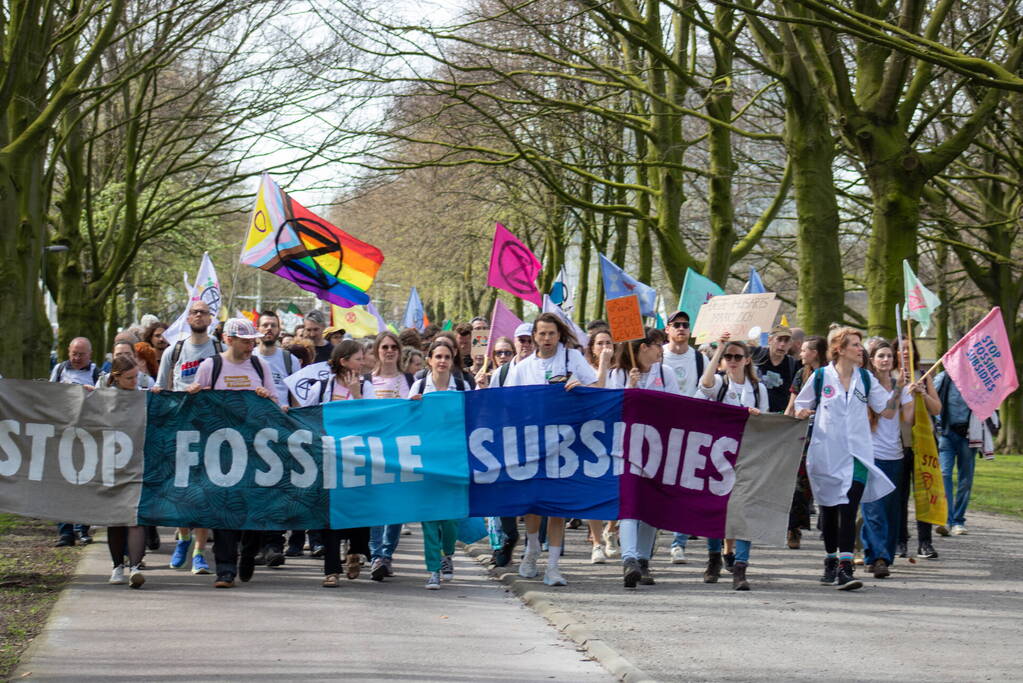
[[487, 298, 524, 357], [940, 307, 1018, 421], [487, 223, 543, 306]]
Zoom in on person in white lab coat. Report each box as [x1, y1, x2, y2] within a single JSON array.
[[794, 327, 902, 591]]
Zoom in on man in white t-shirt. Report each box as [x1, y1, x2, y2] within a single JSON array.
[[50, 336, 99, 547], [660, 310, 708, 564], [504, 314, 598, 587], [256, 310, 296, 405], [661, 310, 705, 396], [188, 318, 277, 588]]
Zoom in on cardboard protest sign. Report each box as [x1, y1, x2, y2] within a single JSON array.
[[471, 331, 489, 359], [606, 294, 645, 342], [692, 293, 780, 344]]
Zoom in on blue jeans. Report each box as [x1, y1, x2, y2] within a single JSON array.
[[369, 524, 402, 561], [619, 519, 657, 561], [860, 458, 903, 565], [672, 532, 688, 548], [939, 431, 976, 527], [706, 538, 751, 564]]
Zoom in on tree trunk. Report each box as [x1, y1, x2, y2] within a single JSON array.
[[786, 97, 844, 335]]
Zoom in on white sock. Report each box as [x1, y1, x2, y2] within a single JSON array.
[[526, 532, 540, 554], [548, 545, 562, 568]]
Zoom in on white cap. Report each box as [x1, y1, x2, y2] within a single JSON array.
[[223, 318, 261, 339], [514, 323, 533, 338]]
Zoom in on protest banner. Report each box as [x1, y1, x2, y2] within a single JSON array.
[[910, 396, 947, 526], [939, 307, 1018, 421], [0, 380, 803, 538], [605, 294, 645, 343], [691, 292, 780, 344]]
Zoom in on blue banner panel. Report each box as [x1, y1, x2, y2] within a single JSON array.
[[464, 385, 623, 519], [322, 392, 469, 527]]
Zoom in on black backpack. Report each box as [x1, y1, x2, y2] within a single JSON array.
[[715, 373, 761, 409], [412, 374, 467, 394], [209, 354, 265, 388]]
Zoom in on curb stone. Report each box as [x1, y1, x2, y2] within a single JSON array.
[[464, 542, 659, 683]]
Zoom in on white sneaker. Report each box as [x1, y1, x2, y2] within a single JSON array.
[[518, 550, 540, 578], [129, 566, 145, 589], [543, 566, 568, 586], [590, 545, 607, 564], [603, 530, 620, 558], [425, 571, 441, 590], [670, 546, 687, 564], [109, 565, 126, 585], [950, 525, 967, 536]]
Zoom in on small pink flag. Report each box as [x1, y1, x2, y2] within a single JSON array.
[[487, 223, 543, 306], [486, 298, 524, 357], [940, 307, 1018, 420]]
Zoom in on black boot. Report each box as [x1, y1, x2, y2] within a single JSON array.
[[638, 559, 655, 585], [835, 561, 862, 591], [723, 552, 736, 572], [732, 562, 750, 591], [623, 557, 641, 589], [820, 557, 838, 585], [493, 536, 517, 567], [704, 552, 723, 583], [146, 526, 161, 551]]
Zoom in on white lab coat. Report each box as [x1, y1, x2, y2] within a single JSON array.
[[794, 363, 896, 506]]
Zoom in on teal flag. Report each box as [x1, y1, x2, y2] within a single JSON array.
[[678, 268, 724, 328]]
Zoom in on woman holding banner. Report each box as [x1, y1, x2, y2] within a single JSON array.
[[607, 330, 681, 588], [366, 332, 413, 582], [794, 327, 901, 591], [695, 333, 768, 590], [105, 356, 148, 589], [893, 337, 943, 560], [784, 335, 828, 549], [583, 327, 616, 563], [505, 313, 598, 587], [315, 340, 374, 588], [409, 340, 473, 590], [860, 341, 913, 579]]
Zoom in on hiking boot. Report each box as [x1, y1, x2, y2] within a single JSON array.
[[704, 552, 723, 583], [787, 529, 801, 550], [935, 525, 949, 536], [836, 561, 862, 591], [819, 557, 838, 585], [623, 557, 641, 589], [638, 559, 655, 585], [732, 562, 750, 591], [872, 558, 891, 579], [724, 552, 736, 572]]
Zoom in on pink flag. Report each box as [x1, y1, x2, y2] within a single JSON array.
[[486, 298, 523, 357], [487, 223, 543, 306], [940, 307, 1018, 420]]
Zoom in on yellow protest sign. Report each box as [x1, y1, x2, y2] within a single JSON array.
[[911, 396, 948, 526]]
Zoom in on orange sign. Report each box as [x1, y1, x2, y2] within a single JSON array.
[[606, 295, 645, 343]]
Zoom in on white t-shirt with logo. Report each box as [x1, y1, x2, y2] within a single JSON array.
[[504, 344, 598, 387], [695, 374, 769, 410], [156, 339, 220, 391], [606, 364, 681, 394], [256, 347, 294, 405], [661, 346, 702, 395], [369, 374, 410, 399]]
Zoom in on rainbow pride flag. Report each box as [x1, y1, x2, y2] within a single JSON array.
[[240, 174, 384, 307]]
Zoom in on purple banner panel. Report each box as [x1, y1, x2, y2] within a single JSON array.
[[618, 390, 749, 538]]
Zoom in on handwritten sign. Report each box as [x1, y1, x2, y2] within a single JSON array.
[[692, 293, 780, 344], [471, 331, 489, 359], [606, 295, 645, 343]]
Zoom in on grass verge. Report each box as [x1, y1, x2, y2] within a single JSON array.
[[969, 454, 1023, 518], [0, 515, 81, 679]]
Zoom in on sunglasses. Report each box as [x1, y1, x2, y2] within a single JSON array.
[[669, 321, 690, 329], [722, 353, 746, 361], [494, 350, 514, 357]]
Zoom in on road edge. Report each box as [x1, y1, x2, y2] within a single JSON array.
[[464, 542, 659, 683]]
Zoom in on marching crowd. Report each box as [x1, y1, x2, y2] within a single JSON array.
[[43, 302, 997, 594]]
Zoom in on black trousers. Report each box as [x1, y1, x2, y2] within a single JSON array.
[[321, 528, 371, 576], [820, 481, 865, 555], [213, 529, 262, 577], [898, 447, 933, 544]]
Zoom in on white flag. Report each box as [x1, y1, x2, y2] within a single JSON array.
[[163, 253, 222, 344]]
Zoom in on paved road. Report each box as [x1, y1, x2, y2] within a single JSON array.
[[488, 509, 1023, 682], [15, 529, 611, 682]]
